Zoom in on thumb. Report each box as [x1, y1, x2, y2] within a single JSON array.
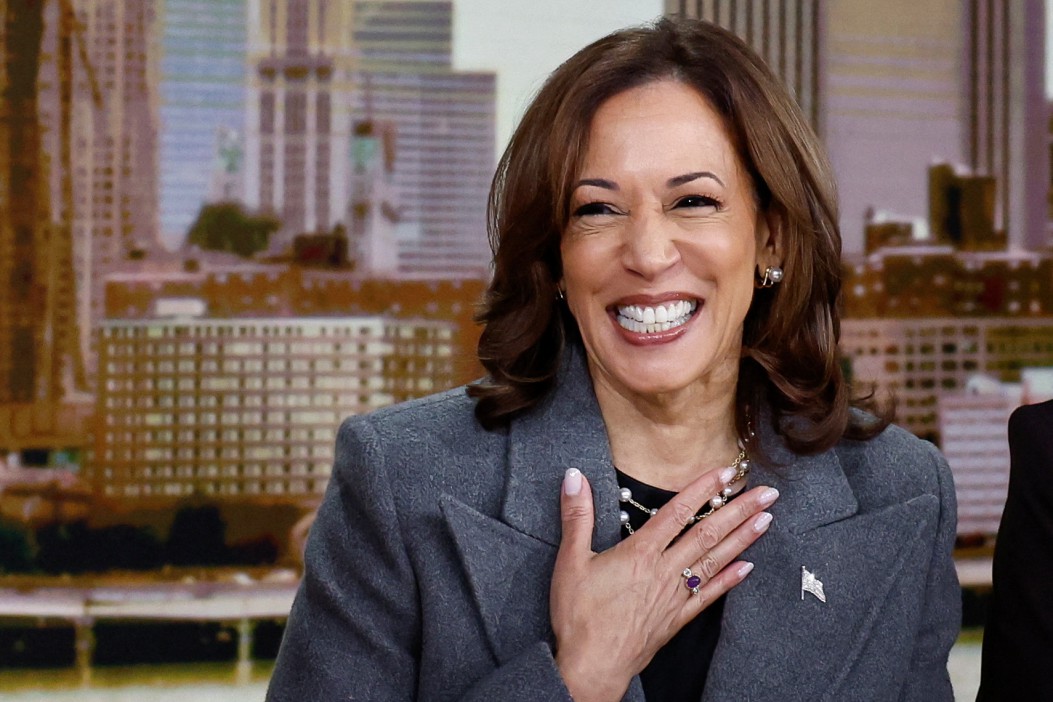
[[558, 468, 595, 558]]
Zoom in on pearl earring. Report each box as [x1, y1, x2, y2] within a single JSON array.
[[760, 266, 784, 288]]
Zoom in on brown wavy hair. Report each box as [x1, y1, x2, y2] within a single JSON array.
[[467, 17, 886, 455]]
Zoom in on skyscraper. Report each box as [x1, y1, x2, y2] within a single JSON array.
[[244, 1, 495, 276], [158, 0, 246, 249], [37, 0, 162, 377], [0, 0, 93, 460], [666, 0, 823, 128], [244, 0, 356, 252], [666, 0, 1047, 254], [964, 0, 1047, 251], [349, 0, 496, 278]]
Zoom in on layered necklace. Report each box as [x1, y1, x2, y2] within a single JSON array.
[[617, 444, 751, 535]]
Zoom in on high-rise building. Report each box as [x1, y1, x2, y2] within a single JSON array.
[[349, 0, 495, 278], [965, 0, 1047, 251], [1, 1, 60, 404], [666, 0, 823, 128], [36, 0, 162, 378], [668, 1, 1046, 254], [104, 262, 486, 386], [244, 0, 495, 276], [244, 0, 356, 252], [939, 370, 1053, 539], [92, 314, 457, 502], [0, 1, 93, 461], [841, 316, 1053, 441], [158, 0, 246, 248], [938, 376, 1019, 539]]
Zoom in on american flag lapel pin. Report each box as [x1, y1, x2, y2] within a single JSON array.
[[801, 566, 827, 603]]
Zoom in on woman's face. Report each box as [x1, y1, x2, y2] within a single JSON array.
[[560, 79, 777, 402]]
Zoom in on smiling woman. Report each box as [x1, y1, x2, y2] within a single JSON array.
[[266, 18, 961, 702], [561, 81, 773, 429]]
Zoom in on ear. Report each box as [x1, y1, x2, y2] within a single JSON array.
[[754, 208, 784, 275]]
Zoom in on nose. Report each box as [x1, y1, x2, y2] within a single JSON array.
[[621, 211, 681, 279]]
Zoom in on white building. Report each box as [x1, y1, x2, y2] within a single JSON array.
[[841, 316, 1053, 441], [938, 376, 1021, 538], [90, 313, 456, 503], [939, 370, 1053, 539]]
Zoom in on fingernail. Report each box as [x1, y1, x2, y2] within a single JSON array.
[[753, 512, 773, 532], [564, 468, 582, 496], [737, 561, 755, 578], [758, 487, 779, 506], [719, 467, 737, 484]]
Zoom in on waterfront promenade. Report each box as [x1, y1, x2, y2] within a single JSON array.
[[0, 569, 297, 684], [0, 557, 992, 696]]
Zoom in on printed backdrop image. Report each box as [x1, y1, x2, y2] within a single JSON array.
[[0, 0, 1049, 698]]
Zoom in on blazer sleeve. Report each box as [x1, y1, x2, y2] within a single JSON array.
[[899, 442, 961, 702], [265, 416, 422, 700], [265, 416, 575, 702]]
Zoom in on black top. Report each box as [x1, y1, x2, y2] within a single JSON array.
[[616, 468, 725, 702]]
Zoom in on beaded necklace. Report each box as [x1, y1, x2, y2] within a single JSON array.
[[617, 446, 750, 535]]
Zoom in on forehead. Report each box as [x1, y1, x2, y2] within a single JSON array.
[[577, 79, 743, 178]]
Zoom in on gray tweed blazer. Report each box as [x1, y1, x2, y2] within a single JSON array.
[[266, 347, 960, 702]]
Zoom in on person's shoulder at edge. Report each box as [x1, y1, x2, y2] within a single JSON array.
[[1009, 397, 1053, 431], [833, 409, 952, 507]]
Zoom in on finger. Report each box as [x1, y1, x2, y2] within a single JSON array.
[[678, 560, 755, 616], [635, 465, 739, 548], [557, 468, 596, 559], [677, 509, 773, 585], [664, 485, 779, 567]]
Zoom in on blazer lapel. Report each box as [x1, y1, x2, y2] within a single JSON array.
[[502, 345, 623, 553], [440, 347, 639, 701], [702, 433, 940, 702]]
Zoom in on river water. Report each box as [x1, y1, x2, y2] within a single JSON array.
[[0, 662, 272, 701], [0, 642, 982, 701]]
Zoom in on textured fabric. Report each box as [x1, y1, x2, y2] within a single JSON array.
[[977, 399, 1053, 701], [265, 346, 960, 702]]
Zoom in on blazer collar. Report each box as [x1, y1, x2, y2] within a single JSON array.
[[503, 348, 861, 548], [746, 411, 859, 534], [503, 344, 624, 552]]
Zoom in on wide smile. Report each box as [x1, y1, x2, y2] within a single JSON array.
[[613, 299, 700, 335]]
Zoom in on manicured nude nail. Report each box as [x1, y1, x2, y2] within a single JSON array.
[[564, 468, 582, 496], [719, 467, 737, 484], [737, 562, 755, 578], [758, 487, 779, 506], [753, 512, 773, 532]]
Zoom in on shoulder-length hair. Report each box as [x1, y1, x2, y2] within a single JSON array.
[[467, 17, 885, 455]]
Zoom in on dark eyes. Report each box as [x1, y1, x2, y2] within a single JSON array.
[[674, 195, 722, 209], [572, 202, 619, 217], [572, 195, 722, 218]]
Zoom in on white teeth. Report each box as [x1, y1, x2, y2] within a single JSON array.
[[615, 300, 699, 334]]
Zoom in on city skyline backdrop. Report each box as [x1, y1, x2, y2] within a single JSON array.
[[156, 0, 1053, 255], [2, 1, 1052, 693]]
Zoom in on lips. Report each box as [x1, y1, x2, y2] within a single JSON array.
[[614, 299, 699, 334]]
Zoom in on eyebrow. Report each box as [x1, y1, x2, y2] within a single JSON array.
[[668, 171, 725, 188], [572, 171, 726, 191], [573, 178, 618, 191]]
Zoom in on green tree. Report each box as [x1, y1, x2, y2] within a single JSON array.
[[186, 202, 279, 258], [166, 504, 228, 566], [0, 520, 34, 573]]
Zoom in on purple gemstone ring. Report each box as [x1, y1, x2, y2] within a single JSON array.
[[682, 568, 702, 595]]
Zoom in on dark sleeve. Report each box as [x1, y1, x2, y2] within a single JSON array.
[[265, 416, 575, 702], [978, 403, 1053, 701], [899, 441, 961, 702]]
